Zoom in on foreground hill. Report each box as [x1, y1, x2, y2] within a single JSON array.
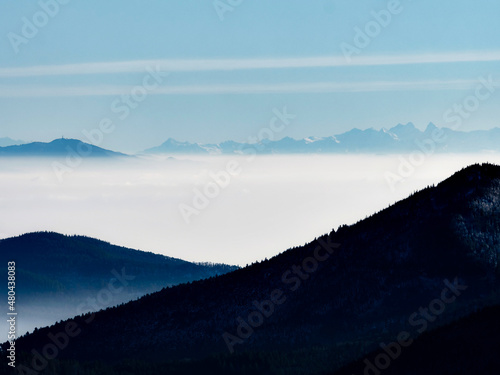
[[0, 232, 238, 334], [7, 163, 500, 374]]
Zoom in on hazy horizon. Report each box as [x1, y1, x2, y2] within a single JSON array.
[[3, 121, 500, 155]]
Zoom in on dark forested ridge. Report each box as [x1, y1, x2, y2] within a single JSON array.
[[4, 163, 500, 374], [332, 304, 500, 375], [0, 232, 238, 334]]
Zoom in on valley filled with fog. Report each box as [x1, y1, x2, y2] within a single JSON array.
[[2, 153, 500, 266]]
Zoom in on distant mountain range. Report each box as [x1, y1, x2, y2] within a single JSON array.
[[7, 163, 500, 374], [0, 137, 26, 147], [0, 232, 238, 334], [144, 123, 500, 155], [0, 138, 128, 158], [3, 124, 500, 158]]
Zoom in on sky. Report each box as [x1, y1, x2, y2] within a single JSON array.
[[1, 0, 500, 153]]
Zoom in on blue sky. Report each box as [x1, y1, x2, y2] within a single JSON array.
[[1, 0, 500, 152]]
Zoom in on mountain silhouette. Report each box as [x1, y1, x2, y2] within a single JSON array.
[[6, 164, 500, 374], [0, 138, 128, 157]]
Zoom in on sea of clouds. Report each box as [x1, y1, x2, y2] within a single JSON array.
[[2, 153, 500, 266]]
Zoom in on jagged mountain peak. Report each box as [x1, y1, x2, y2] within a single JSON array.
[[143, 124, 500, 155]]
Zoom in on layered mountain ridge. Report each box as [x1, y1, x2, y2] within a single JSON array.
[[6, 163, 500, 374]]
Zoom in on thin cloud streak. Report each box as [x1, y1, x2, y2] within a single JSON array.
[[0, 79, 497, 98], [1, 51, 500, 78]]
